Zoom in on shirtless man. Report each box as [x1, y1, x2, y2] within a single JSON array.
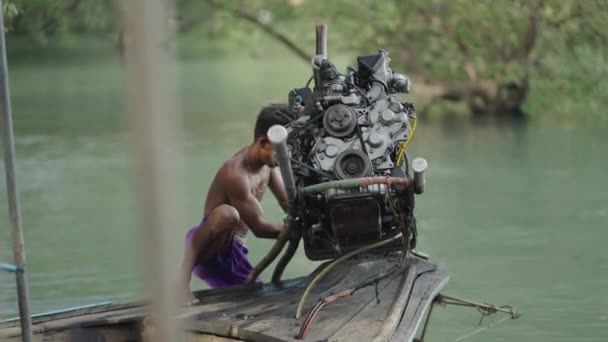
[[178, 104, 293, 305]]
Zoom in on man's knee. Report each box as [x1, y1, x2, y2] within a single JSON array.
[[208, 204, 240, 232]]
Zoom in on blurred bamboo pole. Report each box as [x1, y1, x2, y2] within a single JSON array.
[[122, 0, 183, 341], [0, 1, 34, 341]]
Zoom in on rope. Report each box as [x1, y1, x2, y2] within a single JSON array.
[[433, 294, 520, 342], [453, 315, 513, 342], [437, 294, 520, 319]]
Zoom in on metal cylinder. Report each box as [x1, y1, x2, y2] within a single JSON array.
[[315, 24, 327, 57], [412, 157, 428, 195], [313, 24, 327, 90], [0, 2, 33, 340], [268, 125, 297, 202], [265, 125, 299, 284]]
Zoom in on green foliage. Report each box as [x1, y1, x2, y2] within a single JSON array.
[[4, 0, 115, 41], [2, 0, 607, 123]]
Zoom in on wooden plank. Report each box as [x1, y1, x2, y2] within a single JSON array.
[[252, 275, 397, 341], [330, 257, 438, 342], [1, 256, 447, 342], [185, 258, 396, 340], [0, 277, 310, 338], [369, 263, 417, 342], [182, 320, 283, 342], [246, 279, 394, 341], [238, 258, 402, 341], [390, 269, 449, 342], [326, 272, 405, 341], [371, 258, 438, 341]]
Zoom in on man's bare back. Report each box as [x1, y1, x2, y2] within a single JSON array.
[[178, 104, 292, 305]]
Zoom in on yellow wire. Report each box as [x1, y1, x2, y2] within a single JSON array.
[[396, 117, 417, 167]]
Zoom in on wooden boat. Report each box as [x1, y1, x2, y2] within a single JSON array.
[[0, 254, 448, 341]]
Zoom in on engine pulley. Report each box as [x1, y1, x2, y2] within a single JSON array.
[[334, 149, 372, 179], [323, 104, 357, 137]]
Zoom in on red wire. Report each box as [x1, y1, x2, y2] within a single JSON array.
[[297, 301, 327, 339]]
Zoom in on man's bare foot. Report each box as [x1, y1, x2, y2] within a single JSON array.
[[178, 279, 200, 306], [184, 292, 200, 306]]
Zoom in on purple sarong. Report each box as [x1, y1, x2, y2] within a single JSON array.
[[185, 215, 262, 288]]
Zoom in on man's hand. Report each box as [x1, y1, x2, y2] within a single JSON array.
[[225, 171, 282, 239]]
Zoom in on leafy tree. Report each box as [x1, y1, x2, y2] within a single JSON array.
[[3, 0, 607, 119]]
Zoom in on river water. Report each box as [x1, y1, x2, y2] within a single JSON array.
[[1, 54, 607, 341]]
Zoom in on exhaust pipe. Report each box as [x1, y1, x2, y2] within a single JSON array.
[[412, 157, 427, 195], [268, 125, 297, 202]]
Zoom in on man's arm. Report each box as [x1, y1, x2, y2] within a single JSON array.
[[226, 172, 282, 239], [269, 167, 289, 213]]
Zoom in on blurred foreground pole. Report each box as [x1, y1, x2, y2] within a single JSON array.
[[122, 0, 183, 341], [0, 2, 34, 341]]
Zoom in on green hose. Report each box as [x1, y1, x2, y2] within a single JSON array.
[[300, 177, 411, 194], [295, 232, 403, 318]]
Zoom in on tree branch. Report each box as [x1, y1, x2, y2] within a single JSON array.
[[204, 0, 311, 62], [519, 0, 545, 64]]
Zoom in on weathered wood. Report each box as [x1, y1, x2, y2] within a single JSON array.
[[0, 255, 448, 342], [391, 268, 449, 341], [369, 265, 417, 342], [326, 272, 404, 341]]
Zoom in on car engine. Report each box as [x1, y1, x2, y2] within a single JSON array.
[[281, 49, 423, 260]]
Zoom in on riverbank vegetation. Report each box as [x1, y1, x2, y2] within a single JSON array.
[[2, 0, 607, 125]]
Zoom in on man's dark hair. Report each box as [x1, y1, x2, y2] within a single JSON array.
[[254, 104, 294, 140]]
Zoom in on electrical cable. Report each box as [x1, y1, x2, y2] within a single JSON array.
[[395, 117, 417, 167], [295, 232, 403, 318]]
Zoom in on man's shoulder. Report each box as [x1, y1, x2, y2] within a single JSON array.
[[216, 159, 248, 190]]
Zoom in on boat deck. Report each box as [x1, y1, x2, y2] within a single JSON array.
[[0, 255, 448, 341]]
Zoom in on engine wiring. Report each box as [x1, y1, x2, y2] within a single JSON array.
[[395, 116, 418, 168], [385, 185, 410, 257]]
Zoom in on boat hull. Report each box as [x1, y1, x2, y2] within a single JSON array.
[[0, 255, 448, 341]]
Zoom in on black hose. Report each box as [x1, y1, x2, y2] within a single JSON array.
[[245, 223, 289, 284], [271, 233, 301, 283]]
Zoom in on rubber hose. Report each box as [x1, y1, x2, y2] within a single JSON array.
[[271, 234, 301, 283], [245, 224, 289, 284], [295, 232, 403, 318]]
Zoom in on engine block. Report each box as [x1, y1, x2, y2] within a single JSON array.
[[284, 50, 419, 260]]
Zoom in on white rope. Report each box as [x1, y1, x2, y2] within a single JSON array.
[[453, 315, 513, 342]]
